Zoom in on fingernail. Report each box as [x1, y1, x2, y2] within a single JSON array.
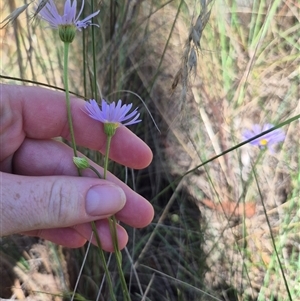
[[86, 185, 126, 216]]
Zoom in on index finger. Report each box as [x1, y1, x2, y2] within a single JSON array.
[[4, 84, 152, 169]]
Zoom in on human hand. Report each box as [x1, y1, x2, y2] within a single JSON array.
[[0, 84, 154, 251]]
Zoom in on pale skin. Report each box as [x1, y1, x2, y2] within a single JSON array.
[[0, 84, 154, 251]]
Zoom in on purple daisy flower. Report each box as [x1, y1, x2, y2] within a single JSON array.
[[85, 99, 141, 127], [242, 123, 285, 152], [37, 0, 99, 30]]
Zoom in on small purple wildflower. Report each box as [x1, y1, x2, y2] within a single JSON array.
[[37, 0, 99, 31], [85, 99, 141, 135], [242, 123, 285, 152]]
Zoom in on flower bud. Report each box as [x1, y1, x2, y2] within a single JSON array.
[[73, 157, 89, 169]]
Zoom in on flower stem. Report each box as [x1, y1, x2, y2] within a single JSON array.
[[63, 42, 115, 300], [104, 135, 131, 301], [103, 135, 112, 179], [108, 216, 131, 301], [91, 221, 117, 301], [89, 165, 103, 179], [91, 0, 98, 101], [63, 42, 78, 158]]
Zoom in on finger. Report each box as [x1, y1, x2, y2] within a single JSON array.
[[23, 228, 87, 248], [74, 220, 129, 251], [1, 171, 126, 236], [13, 138, 154, 228], [23, 220, 128, 251], [2, 84, 152, 169]]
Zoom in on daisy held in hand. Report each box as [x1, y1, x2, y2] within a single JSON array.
[[84, 98, 141, 301], [85, 98, 141, 177], [243, 123, 285, 152]]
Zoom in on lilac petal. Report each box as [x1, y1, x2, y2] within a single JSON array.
[[242, 129, 253, 140], [261, 124, 285, 145], [85, 99, 105, 122], [123, 113, 141, 126], [38, 0, 99, 30], [268, 129, 285, 144], [38, 0, 62, 27], [83, 10, 100, 20], [63, 0, 76, 24], [121, 108, 139, 122], [117, 102, 133, 120], [101, 99, 109, 120], [243, 129, 260, 146], [111, 100, 121, 120], [76, 0, 84, 21], [252, 124, 262, 135], [85, 98, 141, 127], [262, 123, 273, 131], [76, 10, 100, 29]]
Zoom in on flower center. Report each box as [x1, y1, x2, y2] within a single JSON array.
[[259, 139, 268, 146]]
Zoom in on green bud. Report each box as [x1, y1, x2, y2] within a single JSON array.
[[171, 214, 179, 223], [58, 24, 76, 43], [73, 157, 89, 169], [104, 122, 119, 137]]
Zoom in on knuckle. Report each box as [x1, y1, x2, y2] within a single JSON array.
[[47, 179, 79, 225]]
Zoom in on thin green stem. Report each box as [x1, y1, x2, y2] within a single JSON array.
[[63, 39, 117, 301], [104, 134, 131, 301], [63, 42, 78, 158], [252, 167, 292, 301], [103, 135, 112, 179], [89, 165, 103, 179], [110, 216, 131, 301], [83, 165, 119, 301], [91, 0, 98, 100], [91, 221, 117, 301]]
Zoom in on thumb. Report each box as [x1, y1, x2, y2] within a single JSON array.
[[1, 172, 126, 236]]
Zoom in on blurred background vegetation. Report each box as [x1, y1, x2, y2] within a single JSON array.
[[0, 0, 299, 300]]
